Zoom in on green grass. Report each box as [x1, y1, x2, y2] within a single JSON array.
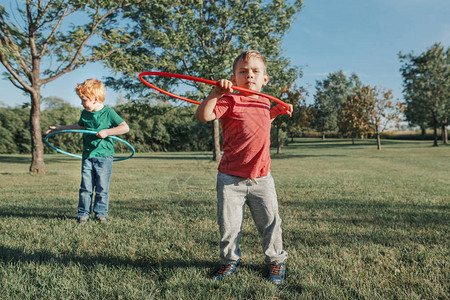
[[0, 139, 448, 299]]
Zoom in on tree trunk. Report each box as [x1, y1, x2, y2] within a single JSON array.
[[29, 90, 46, 173], [322, 132, 325, 140], [442, 123, 448, 144], [351, 135, 355, 145], [212, 119, 222, 161], [420, 126, 426, 137], [433, 122, 438, 147], [376, 132, 381, 150], [276, 124, 281, 154]]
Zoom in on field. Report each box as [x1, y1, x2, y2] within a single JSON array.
[[0, 139, 448, 299]]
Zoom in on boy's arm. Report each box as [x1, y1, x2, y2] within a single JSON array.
[[45, 124, 84, 134], [270, 103, 293, 122], [96, 121, 130, 139], [196, 79, 233, 122]]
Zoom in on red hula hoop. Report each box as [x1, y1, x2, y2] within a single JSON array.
[[138, 71, 290, 109]]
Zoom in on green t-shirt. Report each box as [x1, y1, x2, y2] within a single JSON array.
[[77, 106, 124, 159]]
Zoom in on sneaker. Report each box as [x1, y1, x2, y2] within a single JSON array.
[[212, 261, 240, 280], [267, 263, 286, 285], [77, 217, 88, 224], [96, 216, 107, 224]]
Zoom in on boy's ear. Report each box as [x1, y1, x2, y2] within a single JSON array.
[[263, 73, 269, 86], [230, 74, 236, 85]]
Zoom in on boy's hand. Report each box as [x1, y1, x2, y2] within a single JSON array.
[[270, 103, 293, 119], [45, 126, 57, 135], [196, 79, 232, 122], [215, 79, 234, 95], [96, 129, 109, 139]]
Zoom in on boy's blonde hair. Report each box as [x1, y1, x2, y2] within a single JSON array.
[[232, 50, 267, 74], [75, 79, 106, 103]]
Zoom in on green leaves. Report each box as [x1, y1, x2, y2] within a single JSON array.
[[104, 0, 303, 102], [338, 87, 372, 141], [399, 43, 449, 145], [312, 71, 362, 136]]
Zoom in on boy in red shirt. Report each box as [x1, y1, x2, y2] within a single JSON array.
[[196, 50, 292, 285]]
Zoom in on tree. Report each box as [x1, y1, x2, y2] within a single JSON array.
[[338, 86, 371, 144], [0, 0, 141, 173], [264, 62, 304, 154], [0, 104, 31, 153], [399, 43, 450, 146], [312, 70, 361, 139], [103, 0, 303, 160], [276, 84, 309, 146], [286, 86, 309, 142], [114, 101, 212, 151], [365, 86, 405, 150], [40, 98, 83, 155]]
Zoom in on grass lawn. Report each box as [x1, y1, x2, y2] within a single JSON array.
[[0, 138, 448, 299]]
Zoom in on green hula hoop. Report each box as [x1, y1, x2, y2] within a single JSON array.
[[45, 129, 135, 161]]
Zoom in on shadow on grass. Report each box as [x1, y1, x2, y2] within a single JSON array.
[[0, 203, 157, 220], [0, 155, 32, 164], [282, 198, 449, 247], [285, 142, 376, 150], [131, 154, 212, 161], [0, 245, 303, 294], [271, 154, 346, 159], [44, 156, 80, 163], [0, 197, 213, 220], [0, 206, 73, 220], [0, 244, 216, 275], [284, 198, 449, 226], [0, 155, 81, 165]]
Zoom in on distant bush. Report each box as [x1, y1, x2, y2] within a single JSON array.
[[114, 102, 212, 152], [0, 106, 31, 153], [296, 130, 443, 141], [2, 102, 443, 155], [0, 102, 212, 154], [381, 130, 443, 140]]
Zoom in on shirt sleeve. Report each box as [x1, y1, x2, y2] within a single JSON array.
[[109, 108, 125, 127], [213, 94, 234, 120]]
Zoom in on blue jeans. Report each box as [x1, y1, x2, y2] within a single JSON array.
[[78, 157, 113, 219]]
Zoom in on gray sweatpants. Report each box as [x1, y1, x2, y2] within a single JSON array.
[[216, 171, 288, 265]]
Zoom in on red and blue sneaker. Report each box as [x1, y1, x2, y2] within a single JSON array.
[[267, 263, 286, 285], [212, 261, 240, 280]]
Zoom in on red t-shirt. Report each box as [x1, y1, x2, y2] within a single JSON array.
[[214, 93, 272, 178]]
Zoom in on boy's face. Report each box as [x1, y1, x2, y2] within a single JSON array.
[[231, 57, 269, 97], [80, 95, 101, 112]]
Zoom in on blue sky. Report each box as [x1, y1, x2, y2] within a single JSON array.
[[284, 0, 450, 102], [1, 0, 449, 107]]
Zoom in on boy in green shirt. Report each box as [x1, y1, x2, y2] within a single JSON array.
[[46, 79, 129, 224]]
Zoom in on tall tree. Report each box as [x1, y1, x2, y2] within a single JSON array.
[[265, 62, 303, 154], [0, 0, 141, 173], [365, 86, 405, 150], [338, 86, 371, 144], [272, 84, 308, 150], [103, 0, 303, 160], [312, 70, 361, 139], [285, 85, 309, 142], [399, 43, 450, 146]]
